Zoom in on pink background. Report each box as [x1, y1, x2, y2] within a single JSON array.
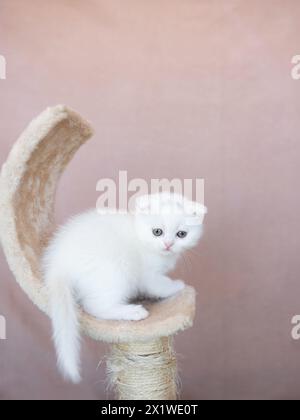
[[1, 0, 300, 400]]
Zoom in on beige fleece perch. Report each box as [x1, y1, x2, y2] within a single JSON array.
[[0, 106, 196, 400]]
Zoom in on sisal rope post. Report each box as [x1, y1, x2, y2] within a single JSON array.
[[107, 337, 178, 400]]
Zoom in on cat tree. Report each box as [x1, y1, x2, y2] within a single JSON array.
[[0, 106, 196, 400]]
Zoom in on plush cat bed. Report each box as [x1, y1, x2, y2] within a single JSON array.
[[0, 106, 196, 398]]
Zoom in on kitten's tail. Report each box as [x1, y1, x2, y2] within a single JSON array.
[[47, 272, 81, 383]]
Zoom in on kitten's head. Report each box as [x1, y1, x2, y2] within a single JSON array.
[[134, 193, 207, 256]]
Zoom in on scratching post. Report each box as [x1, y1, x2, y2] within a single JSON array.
[[0, 106, 196, 400], [108, 338, 177, 400]]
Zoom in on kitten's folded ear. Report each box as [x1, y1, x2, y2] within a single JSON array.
[[135, 193, 207, 221], [184, 200, 208, 225]]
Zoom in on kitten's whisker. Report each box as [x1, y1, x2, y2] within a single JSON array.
[[181, 253, 190, 274], [185, 252, 193, 266], [187, 248, 201, 258], [178, 254, 186, 274]]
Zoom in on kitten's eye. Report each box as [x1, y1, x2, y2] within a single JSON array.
[[152, 228, 163, 237], [177, 231, 188, 239]]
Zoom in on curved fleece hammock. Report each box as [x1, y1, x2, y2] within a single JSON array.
[[0, 106, 196, 400]]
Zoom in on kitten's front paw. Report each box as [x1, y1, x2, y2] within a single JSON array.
[[160, 280, 186, 298], [122, 304, 149, 321], [172, 279, 186, 294]]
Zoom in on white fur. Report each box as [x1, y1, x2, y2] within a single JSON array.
[[42, 193, 206, 383]]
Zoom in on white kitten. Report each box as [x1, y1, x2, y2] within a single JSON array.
[[43, 193, 207, 383]]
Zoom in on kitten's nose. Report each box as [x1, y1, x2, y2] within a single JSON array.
[[164, 241, 174, 250]]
